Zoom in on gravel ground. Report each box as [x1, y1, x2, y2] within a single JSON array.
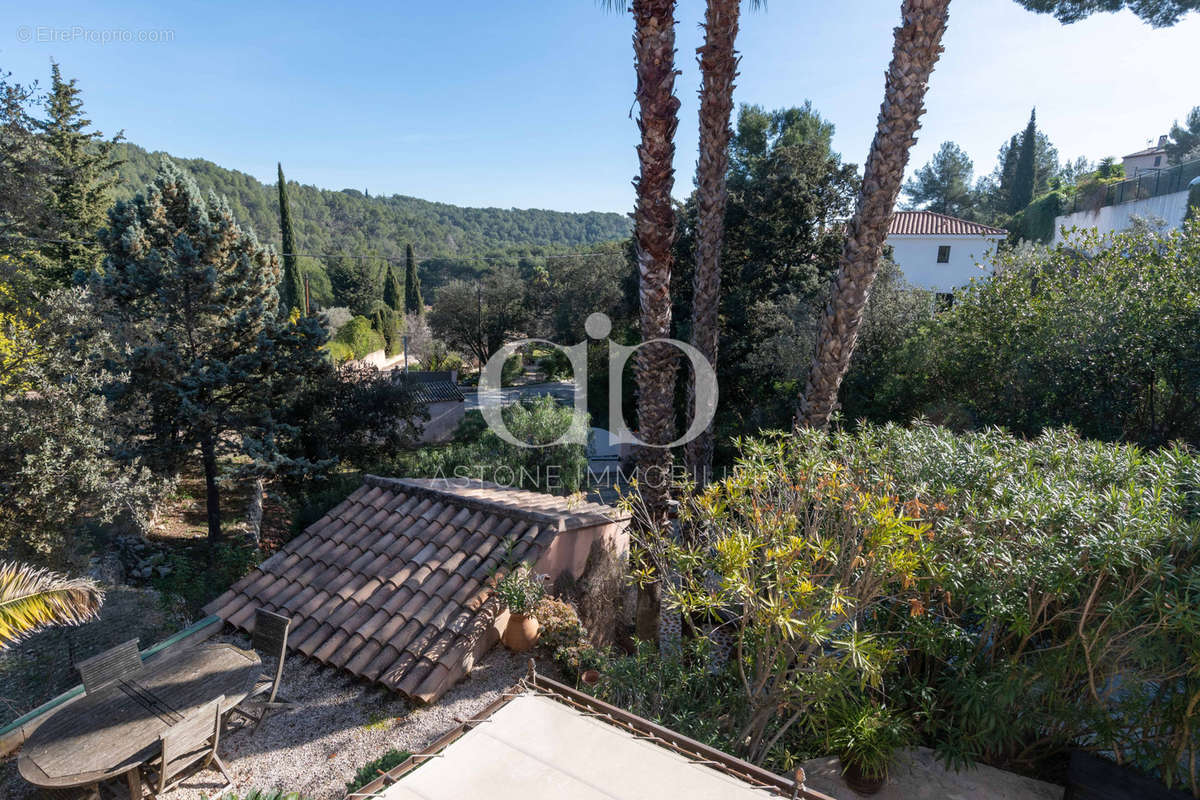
[[0, 634, 533, 800]]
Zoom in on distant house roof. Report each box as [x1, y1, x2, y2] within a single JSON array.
[[205, 476, 623, 703], [888, 210, 1007, 237], [1124, 145, 1167, 159], [395, 371, 464, 404]]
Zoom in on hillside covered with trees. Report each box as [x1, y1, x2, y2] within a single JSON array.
[[112, 142, 631, 262]]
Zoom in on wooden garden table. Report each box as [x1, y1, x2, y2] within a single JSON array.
[[18, 642, 260, 799]]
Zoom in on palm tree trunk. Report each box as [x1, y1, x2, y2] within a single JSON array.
[[631, 0, 681, 526], [630, 0, 681, 643], [798, 0, 951, 429], [684, 0, 740, 492]]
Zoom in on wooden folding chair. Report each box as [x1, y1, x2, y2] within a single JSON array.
[[75, 639, 142, 694], [229, 609, 298, 731], [141, 696, 233, 797]]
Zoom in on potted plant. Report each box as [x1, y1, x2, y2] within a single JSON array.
[[828, 701, 911, 795], [495, 567, 545, 651]]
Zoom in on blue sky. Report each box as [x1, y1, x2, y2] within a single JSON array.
[[2, 0, 1197, 213]]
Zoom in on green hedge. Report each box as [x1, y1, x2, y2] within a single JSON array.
[[1008, 189, 1065, 242], [875, 225, 1200, 447], [328, 315, 384, 362]]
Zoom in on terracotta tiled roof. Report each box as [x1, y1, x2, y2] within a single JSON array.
[[204, 476, 622, 703], [888, 210, 1007, 237]]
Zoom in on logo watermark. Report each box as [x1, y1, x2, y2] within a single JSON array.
[[427, 463, 737, 494], [477, 312, 718, 449], [16, 26, 175, 44]]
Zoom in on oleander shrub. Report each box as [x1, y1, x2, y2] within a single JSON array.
[[837, 423, 1200, 788], [603, 424, 1200, 790], [592, 639, 743, 756], [624, 428, 932, 766]]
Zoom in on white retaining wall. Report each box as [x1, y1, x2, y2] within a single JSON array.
[[1052, 189, 1190, 246]]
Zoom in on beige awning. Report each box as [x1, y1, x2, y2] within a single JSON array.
[[380, 693, 782, 800]]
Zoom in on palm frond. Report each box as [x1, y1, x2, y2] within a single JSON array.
[[0, 561, 104, 649]]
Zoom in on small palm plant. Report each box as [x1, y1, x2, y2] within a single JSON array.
[[829, 700, 912, 795], [0, 561, 104, 649]]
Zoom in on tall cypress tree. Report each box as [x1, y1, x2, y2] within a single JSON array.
[[1010, 110, 1038, 214], [99, 158, 328, 544], [404, 243, 423, 315], [37, 62, 122, 286], [382, 263, 404, 313], [997, 134, 1020, 210], [277, 163, 302, 314]]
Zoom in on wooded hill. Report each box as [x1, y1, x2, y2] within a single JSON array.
[[112, 143, 631, 262]]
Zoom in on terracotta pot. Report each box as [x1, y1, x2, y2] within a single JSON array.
[[841, 761, 886, 796], [501, 612, 540, 651]]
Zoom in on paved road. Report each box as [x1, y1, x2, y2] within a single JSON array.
[[461, 380, 578, 411]]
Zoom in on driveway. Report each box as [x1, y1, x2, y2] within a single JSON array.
[[462, 380, 578, 411]]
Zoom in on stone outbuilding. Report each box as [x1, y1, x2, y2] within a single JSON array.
[[205, 476, 629, 703]]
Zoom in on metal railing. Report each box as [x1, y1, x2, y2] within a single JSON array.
[[1068, 158, 1200, 214]]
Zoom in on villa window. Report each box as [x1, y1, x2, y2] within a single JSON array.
[[937, 245, 951, 263]]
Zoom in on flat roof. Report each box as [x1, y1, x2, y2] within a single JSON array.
[[379, 693, 783, 800]]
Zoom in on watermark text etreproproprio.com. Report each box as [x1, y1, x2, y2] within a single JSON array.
[[16, 26, 175, 44]]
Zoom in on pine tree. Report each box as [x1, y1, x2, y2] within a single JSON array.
[[1010, 110, 1038, 214], [903, 141, 976, 217], [404, 243, 423, 315], [326, 253, 380, 316], [37, 63, 122, 286], [98, 158, 328, 544], [382, 263, 404, 313], [1165, 106, 1200, 165], [0, 78, 51, 269], [277, 163, 302, 314]]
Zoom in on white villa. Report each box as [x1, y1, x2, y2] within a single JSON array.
[[885, 210, 1008, 292]]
